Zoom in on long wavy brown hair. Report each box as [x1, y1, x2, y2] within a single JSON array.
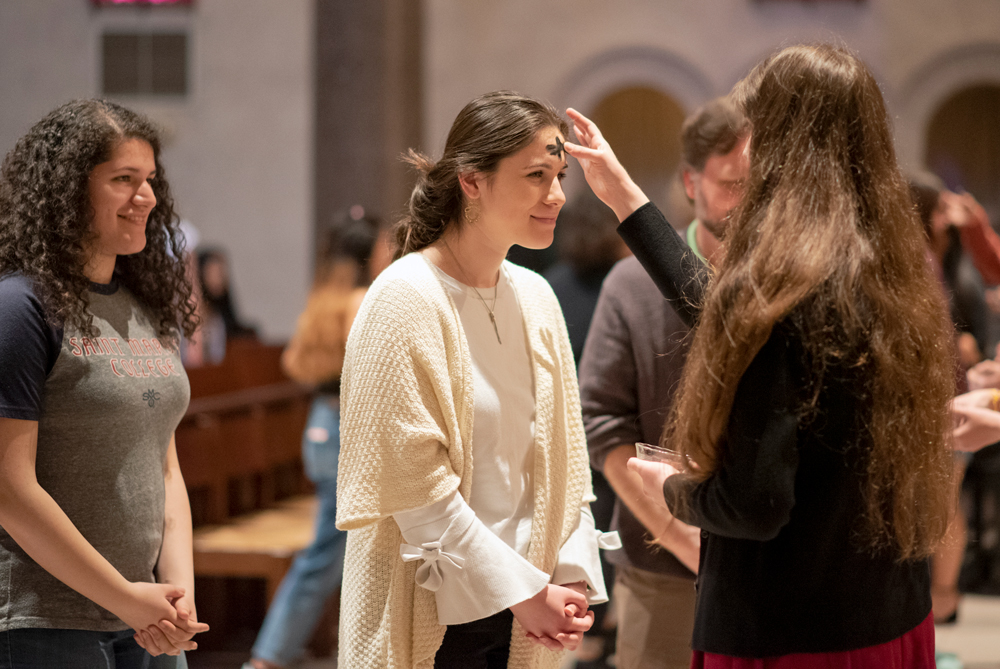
[[664, 44, 956, 560], [0, 99, 197, 342]]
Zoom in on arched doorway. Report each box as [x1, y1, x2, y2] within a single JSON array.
[[590, 86, 690, 225], [553, 45, 714, 216], [925, 85, 1000, 223]]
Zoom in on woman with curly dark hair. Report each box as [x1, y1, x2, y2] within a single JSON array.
[[0, 99, 208, 667], [567, 44, 955, 668]]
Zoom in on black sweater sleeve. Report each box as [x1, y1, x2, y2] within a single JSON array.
[[616, 202, 709, 327], [619, 203, 802, 541], [663, 325, 802, 541]]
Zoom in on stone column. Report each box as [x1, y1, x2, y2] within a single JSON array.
[[314, 0, 422, 240]]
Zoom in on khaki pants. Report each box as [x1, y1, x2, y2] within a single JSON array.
[[613, 565, 697, 669]]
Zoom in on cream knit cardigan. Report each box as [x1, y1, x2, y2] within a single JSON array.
[[336, 253, 593, 669]]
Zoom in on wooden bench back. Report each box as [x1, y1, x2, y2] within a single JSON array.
[[177, 340, 313, 526]]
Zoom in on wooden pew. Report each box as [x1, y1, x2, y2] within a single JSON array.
[[174, 415, 228, 526], [225, 339, 287, 388], [178, 380, 312, 522], [175, 341, 330, 654], [177, 339, 313, 524], [192, 495, 318, 603], [177, 341, 343, 657], [191, 495, 339, 659]]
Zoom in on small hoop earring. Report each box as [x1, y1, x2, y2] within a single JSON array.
[[463, 200, 479, 225]]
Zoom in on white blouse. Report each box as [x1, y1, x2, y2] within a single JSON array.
[[392, 258, 619, 626]]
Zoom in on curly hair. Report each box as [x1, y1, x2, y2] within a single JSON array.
[[665, 45, 956, 560], [0, 99, 197, 343]]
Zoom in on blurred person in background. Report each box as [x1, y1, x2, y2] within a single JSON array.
[[910, 173, 993, 370], [0, 99, 208, 667], [910, 173, 996, 624], [543, 191, 629, 668], [175, 220, 226, 368], [579, 96, 748, 669], [543, 191, 629, 363], [936, 188, 1000, 293], [675, 98, 750, 269], [197, 247, 258, 346], [925, 185, 1000, 361], [244, 210, 380, 669]]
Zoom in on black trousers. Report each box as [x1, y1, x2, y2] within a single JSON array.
[[434, 609, 514, 669]]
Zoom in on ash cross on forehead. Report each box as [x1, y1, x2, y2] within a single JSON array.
[[546, 136, 565, 161]]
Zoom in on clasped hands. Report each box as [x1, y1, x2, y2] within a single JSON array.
[[118, 582, 209, 657], [511, 581, 593, 652]]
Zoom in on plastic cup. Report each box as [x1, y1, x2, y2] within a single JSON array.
[[635, 442, 684, 467]]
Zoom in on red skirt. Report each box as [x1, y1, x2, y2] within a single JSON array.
[[690, 613, 935, 669]]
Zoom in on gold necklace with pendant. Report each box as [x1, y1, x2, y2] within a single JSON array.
[[442, 240, 502, 345]]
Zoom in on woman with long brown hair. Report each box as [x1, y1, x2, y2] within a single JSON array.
[[336, 92, 615, 668], [565, 44, 955, 667]]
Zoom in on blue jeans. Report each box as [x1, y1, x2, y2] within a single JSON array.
[[0, 628, 180, 669], [251, 397, 346, 666]]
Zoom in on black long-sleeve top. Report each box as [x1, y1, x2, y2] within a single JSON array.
[[618, 203, 931, 658]]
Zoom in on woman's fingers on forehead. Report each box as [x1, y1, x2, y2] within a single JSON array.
[[570, 121, 600, 148], [564, 143, 601, 159], [567, 108, 597, 132]]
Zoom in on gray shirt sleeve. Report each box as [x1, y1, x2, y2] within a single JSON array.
[[0, 274, 63, 420]]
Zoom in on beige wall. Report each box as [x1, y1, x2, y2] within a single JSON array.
[[422, 0, 1000, 191], [0, 0, 313, 341], [4, 0, 1000, 332]]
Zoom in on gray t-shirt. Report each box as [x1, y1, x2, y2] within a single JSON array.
[[0, 275, 190, 631]]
